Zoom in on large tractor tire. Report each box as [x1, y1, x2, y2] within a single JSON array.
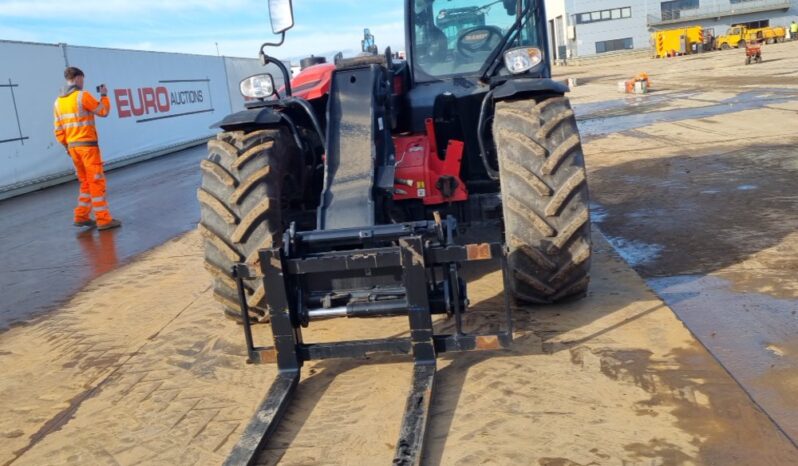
[[198, 128, 294, 322], [493, 96, 591, 304]]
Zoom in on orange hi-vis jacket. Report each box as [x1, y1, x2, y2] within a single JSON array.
[[53, 86, 111, 148]]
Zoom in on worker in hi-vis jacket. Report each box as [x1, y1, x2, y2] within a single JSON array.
[[54, 66, 121, 230]]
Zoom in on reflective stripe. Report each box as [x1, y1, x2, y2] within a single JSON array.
[[54, 125, 64, 131], [76, 91, 86, 116], [68, 141, 99, 148], [57, 112, 79, 120], [62, 120, 95, 129], [78, 201, 92, 207], [92, 196, 106, 203], [94, 173, 104, 180], [93, 206, 108, 212], [53, 101, 62, 125]]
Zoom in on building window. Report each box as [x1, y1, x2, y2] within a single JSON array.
[[595, 37, 634, 54], [736, 19, 770, 28], [576, 6, 632, 24], [661, 0, 699, 21]]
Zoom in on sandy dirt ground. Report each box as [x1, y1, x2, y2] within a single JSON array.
[[2, 42, 798, 466], [1, 230, 796, 465]]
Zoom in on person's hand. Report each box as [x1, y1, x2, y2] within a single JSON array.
[[98, 84, 108, 96]]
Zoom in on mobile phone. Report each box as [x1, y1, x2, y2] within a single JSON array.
[[96, 84, 105, 93]]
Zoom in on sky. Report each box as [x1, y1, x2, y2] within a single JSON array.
[[0, 0, 406, 61]]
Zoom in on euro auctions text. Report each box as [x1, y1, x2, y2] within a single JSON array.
[[114, 84, 209, 119]]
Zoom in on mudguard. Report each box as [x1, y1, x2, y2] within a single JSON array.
[[492, 77, 569, 100], [212, 107, 283, 131]]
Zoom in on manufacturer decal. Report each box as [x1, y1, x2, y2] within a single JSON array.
[[114, 78, 214, 123]]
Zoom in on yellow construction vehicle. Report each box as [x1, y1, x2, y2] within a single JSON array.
[[715, 25, 786, 49], [753, 26, 787, 44], [652, 26, 704, 58]]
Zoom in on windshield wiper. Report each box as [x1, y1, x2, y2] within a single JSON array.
[[478, 1, 534, 83], [477, 0, 505, 13]]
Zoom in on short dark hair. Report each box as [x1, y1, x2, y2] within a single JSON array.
[[64, 67, 85, 80]]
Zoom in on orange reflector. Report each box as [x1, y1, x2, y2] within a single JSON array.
[[466, 243, 492, 261], [475, 335, 500, 350], [256, 348, 277, 364]]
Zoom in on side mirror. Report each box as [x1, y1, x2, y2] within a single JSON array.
[[269, 0, 295, 34], [503, 0, 517, 15]]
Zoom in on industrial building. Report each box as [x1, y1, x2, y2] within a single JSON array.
[[544, 0, 798, 59]]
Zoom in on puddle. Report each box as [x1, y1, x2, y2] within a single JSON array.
[[589, 202, 608, 223], [625, 208, 668, 220], [604, 236, 664, 267], [573, 91, 701, 117], [575, 90, 798, 137]]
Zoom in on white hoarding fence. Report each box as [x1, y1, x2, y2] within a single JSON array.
[[1, 41, 73, 197], [0, 40, 268, 200]]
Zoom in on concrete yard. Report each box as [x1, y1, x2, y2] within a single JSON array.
[[1, 42, 797, 465], [567, 41, 798, 446]]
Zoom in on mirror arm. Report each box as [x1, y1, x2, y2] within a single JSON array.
[[258, 32, 292, 97], [258, 31, 285, 53]]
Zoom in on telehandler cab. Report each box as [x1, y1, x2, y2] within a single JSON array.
[[198, 0, 591, 463]]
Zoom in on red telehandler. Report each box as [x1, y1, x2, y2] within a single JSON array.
[[198, 1, 591, 463]]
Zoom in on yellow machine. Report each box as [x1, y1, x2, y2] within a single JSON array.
[[652, 26, 704, 58], [715, 25, 786, 49]]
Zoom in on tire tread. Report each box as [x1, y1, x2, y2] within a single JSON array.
[[494, 96, 592, 303], [199, 128, 293, 321]]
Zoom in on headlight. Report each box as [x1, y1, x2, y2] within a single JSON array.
[[240, 74, 275, 99], [503, 47, 543, 74]]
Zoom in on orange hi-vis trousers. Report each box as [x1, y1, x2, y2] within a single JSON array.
[[68, 145, 113, 225]]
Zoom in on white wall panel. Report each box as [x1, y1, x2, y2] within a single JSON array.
[[65, 45, 230, 164], [0, 40, 262, 199], [0, 41, 72, 194]]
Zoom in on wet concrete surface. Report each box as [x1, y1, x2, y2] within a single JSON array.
[[0, 145, 206, 330], [586, 109, 798, 443], [575, 89, 798, 138], [649, 274, 798, 440], [591, 144, 798, 279]]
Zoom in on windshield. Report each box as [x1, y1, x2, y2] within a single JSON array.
[[412, 0, 539, 82]]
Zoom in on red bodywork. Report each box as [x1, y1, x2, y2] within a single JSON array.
[[745, 42, 762, 57], [290, 65, 467, 206], [289, 63, 335, 100], [393, 119, 467, 205]]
